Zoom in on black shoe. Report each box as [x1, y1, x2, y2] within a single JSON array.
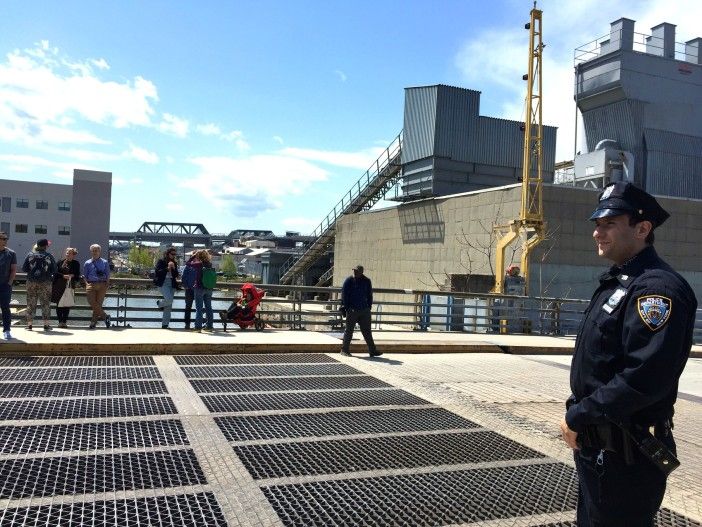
[[162, 324, 169, 329], [340, 350, 351, 357], [369, 350, 383, 357], [89, 322, 96, 329], [105, 315, 111, 328]]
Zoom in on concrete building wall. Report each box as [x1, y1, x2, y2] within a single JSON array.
[[0, 179, 73, 260], [333, 184, 702, 301], [70, 169, 112, 258]]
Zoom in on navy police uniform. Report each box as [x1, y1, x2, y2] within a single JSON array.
[[566, 182, 697, 526]]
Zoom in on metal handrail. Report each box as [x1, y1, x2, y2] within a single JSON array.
[[279, 132, 403, 282], [8, 276, 702, 342], [575, 29, 697, 65]]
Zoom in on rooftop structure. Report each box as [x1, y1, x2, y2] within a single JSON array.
[[574, 18, 702, 195]]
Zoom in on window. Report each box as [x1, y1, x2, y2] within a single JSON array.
[[58, 226, 71, 236], [1, 197, 10, 213], [16, 199, 28, 209], [35, 225, 47, 234], [36, 200, 49, 210], [1, 222, 9, 234], [58, 201, 71, 211], [15, 224, 28, 233]]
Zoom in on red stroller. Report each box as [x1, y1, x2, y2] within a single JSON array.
[[219, 283, 266, 331]]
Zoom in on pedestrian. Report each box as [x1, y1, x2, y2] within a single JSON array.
[[340, 265, 382, 357], [84, 244, 111, 329], [186, 250, 214, 332], [51, 248, 80, 328], [0, 232, 17, 340], [154, 247, 180, 329], [21, 238, 57, 331], [560, 182, 697, 526]]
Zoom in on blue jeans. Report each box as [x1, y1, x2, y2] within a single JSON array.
[[157, 279, 175, 326], [194, 288, 213, 329], [0, 283, 11, 332]]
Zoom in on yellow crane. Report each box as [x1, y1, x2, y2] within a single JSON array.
[[492, 2, 546, 295]]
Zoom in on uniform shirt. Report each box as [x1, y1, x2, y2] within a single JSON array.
[[566, 246, 697, 433], [84, 258, 110, 283], [0, 248, 17, 285], [341, 275, 373, 311]]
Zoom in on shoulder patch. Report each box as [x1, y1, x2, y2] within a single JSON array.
[[637, 295, 672, 331]]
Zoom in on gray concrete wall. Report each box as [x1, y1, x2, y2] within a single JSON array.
[[0, 178, 73, 260], [334, 184, 702, 302], [70, 169, 112, 259]]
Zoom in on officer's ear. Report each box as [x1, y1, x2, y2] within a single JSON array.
[[634, 220, 653, 241]]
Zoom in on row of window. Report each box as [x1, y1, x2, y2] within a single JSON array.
[[1, 197, 70, 212], [6, 224, 70, 235]]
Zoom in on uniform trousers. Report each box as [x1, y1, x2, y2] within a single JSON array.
[[574, 436, 674, 526]]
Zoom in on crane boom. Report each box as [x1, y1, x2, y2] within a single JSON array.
[[493, 3, 546, 295]]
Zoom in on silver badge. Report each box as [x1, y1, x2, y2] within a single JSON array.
[[602, 287, 627, 313], [600, 185, 614, 201]]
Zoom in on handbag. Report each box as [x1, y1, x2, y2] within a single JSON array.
[[58, 279, 75, 308]]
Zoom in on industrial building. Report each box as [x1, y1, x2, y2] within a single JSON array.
[[0, 169, 112, 260], [399, 85, 557, 199], [330, 17, 702, 303]]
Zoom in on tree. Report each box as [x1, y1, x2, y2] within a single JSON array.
[[220, 254, 238, 278], [128, 245, 155, 274]]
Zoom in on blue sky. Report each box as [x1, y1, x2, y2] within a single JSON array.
[[1, 0, 699, 235]]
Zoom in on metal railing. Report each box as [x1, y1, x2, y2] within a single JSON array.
[[8, 276, 702, 343], [575, 29, 698, 65], [278, 132, 403, 284]]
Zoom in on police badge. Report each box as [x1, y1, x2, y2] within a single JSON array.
[[637, 295, 672, 331]]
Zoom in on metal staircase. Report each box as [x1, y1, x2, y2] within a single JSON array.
[[279, 132, 403, 286]]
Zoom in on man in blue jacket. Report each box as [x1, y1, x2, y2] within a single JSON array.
[[340, 265, 381, 357]]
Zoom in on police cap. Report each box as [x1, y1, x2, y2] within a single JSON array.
[[589, 182, 670, 227]]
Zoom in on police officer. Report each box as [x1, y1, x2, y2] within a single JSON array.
[[560, 182, 697, 526]]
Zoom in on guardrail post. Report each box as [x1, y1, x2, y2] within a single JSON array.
[[116, 283, 130, 327]]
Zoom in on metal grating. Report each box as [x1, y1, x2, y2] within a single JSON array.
[[533, 508, 702, 527], [236, 431, 545, 479], [262, 462, 577, 526], [0, 396, 177, 421], [191, 376, 390, 394], [181, 363, 362, 379], [0, 356, 155, 367], [0, 492, 227, 527], [0, 449, 206, 499], [216, 407, 479, 442], [175, 353, 338, 365], [0, 419, 189, 455], [0, 366, 161, 382], [0, 380, 168, 399], [203, 390, 430, 413]]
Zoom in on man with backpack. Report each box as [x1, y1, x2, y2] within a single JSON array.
[[21, 239, 57, 331]]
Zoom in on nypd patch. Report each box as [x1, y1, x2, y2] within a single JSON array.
[[637, 295, 672, 331]]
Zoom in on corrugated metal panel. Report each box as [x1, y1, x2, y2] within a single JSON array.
[[646, 152, 702, 198], [434, 85, 480, 161], [402, 86, 437, 163], [644, 128, 702, 157], [470, 117, 558, 172]]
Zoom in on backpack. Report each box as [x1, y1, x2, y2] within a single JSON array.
[[28, 252, 53, 282], [202, 267, 217, 289], [181, 265, 196, 289]]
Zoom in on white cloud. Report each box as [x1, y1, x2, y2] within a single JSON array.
[[280, 146, 385, 170], [165, 203, 185, 211], [123, 144, 159, 164], [0, 42, 158, 148], [273, 135, 284, 145], [454, 0, 702, 162], [183, 154, 328, 214], [157, 113, 189, 137], [334, 69, 347, 82], [196, 123, 221, 136], [0, 153, 84, 180]]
